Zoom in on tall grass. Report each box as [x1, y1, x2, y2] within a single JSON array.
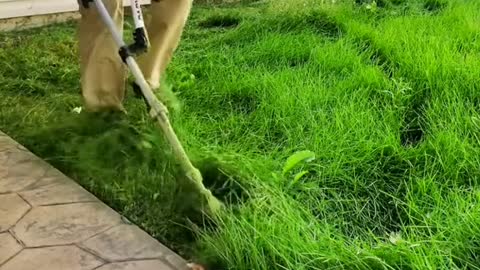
[[1, 0, 480, 269]]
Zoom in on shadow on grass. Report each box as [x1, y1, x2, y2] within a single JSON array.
[[198, 14, 242, 29], [195, 156, 251, 205], [18, 111, 250, 256]]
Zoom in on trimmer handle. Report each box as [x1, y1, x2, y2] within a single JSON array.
[[128, 0, 149, 55], [81, 0, 149, 56]]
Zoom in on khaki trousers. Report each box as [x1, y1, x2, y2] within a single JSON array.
[[78, 0, 192, 112]]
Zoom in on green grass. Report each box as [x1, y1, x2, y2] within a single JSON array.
[[2, 0, 480, 268]]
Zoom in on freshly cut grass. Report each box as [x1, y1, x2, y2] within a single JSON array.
[[1, 0, 480, 269]]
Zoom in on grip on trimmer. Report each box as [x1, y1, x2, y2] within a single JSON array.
[[128, 27, 149, 55]]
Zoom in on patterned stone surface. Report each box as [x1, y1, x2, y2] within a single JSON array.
[[0, 135, 19, 152], [0, 233, 22, 265], [0, 246, 103, 270], [2, 148, 38, 166], [0, 158, 46, 193], [19, 175, 96, 206], [0, 194, 30, 232], [95, 260, 174, 270], [166, 252, 192, 270], [82, 224, 167, 261], [13, 203, 122, 247], [0, 130, 190, 270]]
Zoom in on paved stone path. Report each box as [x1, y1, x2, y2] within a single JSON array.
[[0, 131, 191, 270]]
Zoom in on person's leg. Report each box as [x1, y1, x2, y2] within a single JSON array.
[[78, 0, 127, 112], [136, 1, 223, 213], [136, 0, 192, 91]]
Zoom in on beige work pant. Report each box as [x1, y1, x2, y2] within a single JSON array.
[[77, 0, 192, 112]]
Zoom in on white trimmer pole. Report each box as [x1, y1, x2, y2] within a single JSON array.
[[82, 0, 223, 214], [130, 0, 146, 29]]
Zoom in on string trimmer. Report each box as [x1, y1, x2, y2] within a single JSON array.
[[81, 0, 223, 214]]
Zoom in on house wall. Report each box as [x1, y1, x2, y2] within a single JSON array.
[[0, 0, 150, 31], [0, 0, 150, 19]]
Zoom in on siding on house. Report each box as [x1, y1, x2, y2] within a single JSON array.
[[0, 0, 150, 20]]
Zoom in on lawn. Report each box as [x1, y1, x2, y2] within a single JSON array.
[[2, 0, 480, 269]]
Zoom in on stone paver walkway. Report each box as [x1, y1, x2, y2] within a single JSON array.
[[0, 131, 191, 270]]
